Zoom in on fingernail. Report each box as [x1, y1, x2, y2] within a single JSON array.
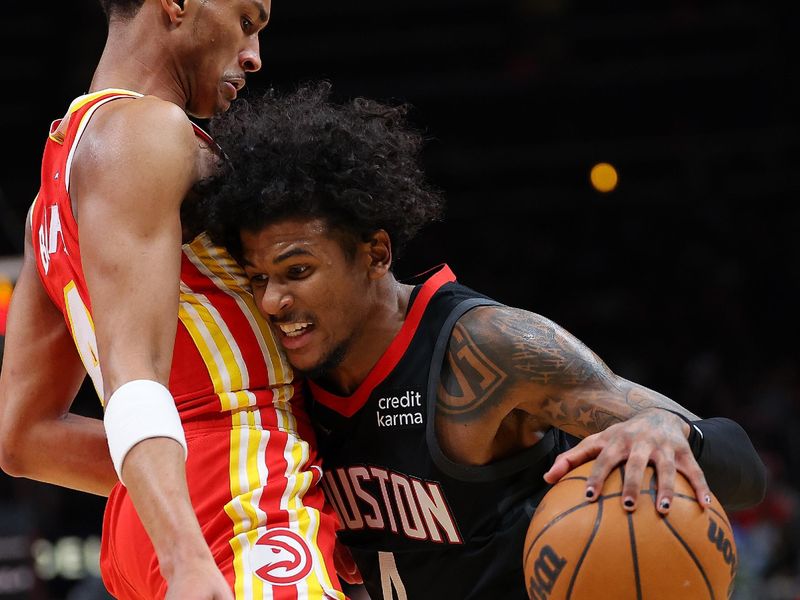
[[659, 499, 670, 510], [624, 497, 634, 508], [585, 487, 595, 499]]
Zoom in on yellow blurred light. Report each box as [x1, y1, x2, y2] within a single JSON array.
[[0, 277, 12, 306], [590, 162, 618, 193]]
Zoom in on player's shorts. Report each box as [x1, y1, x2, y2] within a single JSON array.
[[99, 407, 345, 599]]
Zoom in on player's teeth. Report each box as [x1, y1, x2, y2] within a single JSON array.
[[279, 322, 311, 335]]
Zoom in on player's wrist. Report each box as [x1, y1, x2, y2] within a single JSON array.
[[156, 535, 216, 579], [651, 407, 704, 457], [104, 379, 187, 484]]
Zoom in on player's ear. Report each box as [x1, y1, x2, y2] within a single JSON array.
[[366, 229, 392, 280], [161, 0, 187, 25]]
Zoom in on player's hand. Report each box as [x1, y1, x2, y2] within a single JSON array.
[[164, 558, 234, 600], [543, 408, 712, 514], [334, 537, 363, 585]]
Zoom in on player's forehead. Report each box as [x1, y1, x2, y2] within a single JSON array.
[[240, 218, 336, 265]]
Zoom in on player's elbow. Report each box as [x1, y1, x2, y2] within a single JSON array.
[[0, 413, 32, 478], [0, 436, 25, 477]]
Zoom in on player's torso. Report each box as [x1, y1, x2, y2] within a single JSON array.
[[309, 266, 567, 600], [31, 90, 298, 420]]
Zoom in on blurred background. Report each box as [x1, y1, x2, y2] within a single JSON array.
[[1, 0, 798, 598]]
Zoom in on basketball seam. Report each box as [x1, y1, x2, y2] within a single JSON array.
[[626, 510, 643, 600], [671, 493, 735, 532], [565, 496, 603, 600], [662, 515, 716, 600], [523, 498, 603, 566]]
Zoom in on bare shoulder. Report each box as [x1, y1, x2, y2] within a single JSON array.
[[71, 98, 200, 216], [76, 98, 197, 178]]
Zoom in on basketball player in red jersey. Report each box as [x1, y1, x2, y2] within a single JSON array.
[[201, 84, 766, 599], [0, 2, 343, 599]]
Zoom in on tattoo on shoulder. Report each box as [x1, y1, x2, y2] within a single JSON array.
[[437, 321, 508, 419], [436, 307, 633, 426], [491, 309, 610, 387]]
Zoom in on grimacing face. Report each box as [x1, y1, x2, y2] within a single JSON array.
[[183, 0, 270, 117], [241, 218, 373, 378]]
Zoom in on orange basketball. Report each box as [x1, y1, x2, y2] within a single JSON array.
[[523, 460, 737, 600]]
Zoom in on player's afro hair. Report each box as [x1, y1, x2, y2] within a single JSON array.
[[199, 81, 444, 261]]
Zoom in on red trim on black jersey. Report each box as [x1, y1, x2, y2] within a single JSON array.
[[190, 122, 217, 148], [309, 264, 456, 418]]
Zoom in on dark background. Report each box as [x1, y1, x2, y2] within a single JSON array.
[[1, 1, 798, 598]]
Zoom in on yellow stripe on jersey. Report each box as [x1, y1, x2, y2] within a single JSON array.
[[225, 409, 268, 599], [183, 234, 295, 402], [67, 88, 143, 115], [177, 288, 246, 410], [50, 90, 141, 143]]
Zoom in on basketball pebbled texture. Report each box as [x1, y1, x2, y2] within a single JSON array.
[[523, 460, 737, 600]]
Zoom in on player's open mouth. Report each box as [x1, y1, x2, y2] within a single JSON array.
[[275, 321, 315, 351], [278, 322, 313, 337]]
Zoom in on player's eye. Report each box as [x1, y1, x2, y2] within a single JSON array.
[[287, 265, 310, 278]]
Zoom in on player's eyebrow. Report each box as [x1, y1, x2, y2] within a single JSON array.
[[248, 0, 269, 24], [274, 247, 313, 264]]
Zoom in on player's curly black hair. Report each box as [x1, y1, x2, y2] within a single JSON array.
[[199, 81, 444, 262], [98, 0, 145, 20]]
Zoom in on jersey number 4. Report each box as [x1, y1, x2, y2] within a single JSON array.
[[379, 552, 408, 600]]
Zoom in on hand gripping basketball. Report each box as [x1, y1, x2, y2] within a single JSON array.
[[524, 460, 737, 600]]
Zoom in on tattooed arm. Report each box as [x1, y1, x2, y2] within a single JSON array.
[[437, 305, 714, 513]]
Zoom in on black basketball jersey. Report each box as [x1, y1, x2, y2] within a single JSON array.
[[308, 265, 571, 599]]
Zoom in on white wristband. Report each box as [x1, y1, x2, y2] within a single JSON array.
[[104, 379, 188, 485]]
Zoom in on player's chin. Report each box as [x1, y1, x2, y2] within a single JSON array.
[[290, 349, 339, 381], [216, 92, 234, 114], [279, 341, 317, 371], [289, 357, 326, 380], [210, 96, 232, 117], [188, 90, 231, 119]]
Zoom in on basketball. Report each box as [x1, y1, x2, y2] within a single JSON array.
[[523, 460, 737, 600]]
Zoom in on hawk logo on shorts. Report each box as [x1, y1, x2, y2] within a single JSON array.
[[250, 528, 313, 585]]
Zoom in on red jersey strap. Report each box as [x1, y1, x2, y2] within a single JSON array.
[[190, 122, 215, 146], [309, 264, 456, 417]]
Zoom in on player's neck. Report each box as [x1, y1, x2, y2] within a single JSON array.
[[318, 278, 413, 396], [89, 23, 186, 109]]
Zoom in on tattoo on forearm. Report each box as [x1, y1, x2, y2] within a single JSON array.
[[541, 396, 622, 431]]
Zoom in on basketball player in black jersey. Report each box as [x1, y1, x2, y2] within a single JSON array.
[[202, 83, 767, 599]]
